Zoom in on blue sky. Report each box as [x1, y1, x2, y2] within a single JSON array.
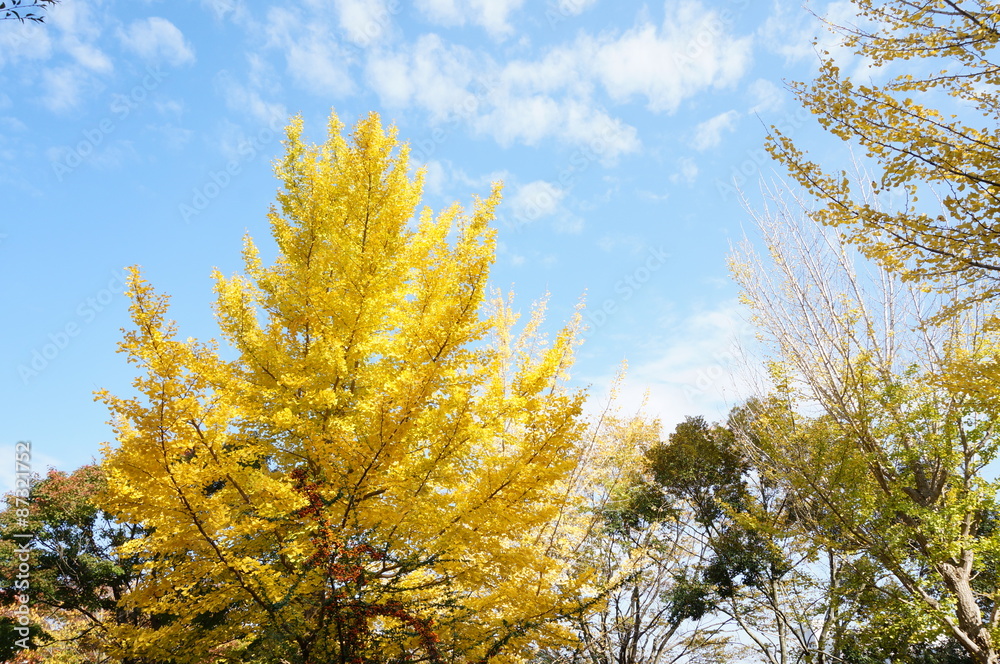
[[0, 0, 856, 488]]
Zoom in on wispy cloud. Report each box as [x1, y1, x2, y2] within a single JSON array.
[[366, 0, 750, 159], [584, 300, 761, 431], [554, 0, 598, 17], [215, 70, 287, 126], [9, 0, 113, 110], [670, 156, 699, 184], [119, 17, 195, 66], [50, 0, 112, 73], [41, 66, 86, 112], [415, 0, 526, 39], [265, 7, 356, 97], [334, 0, 398, 46], [589, 0, 752, 113], [692, 110, 740, 150], [367, 34, 479, 120], [747, 78, 784, 113]]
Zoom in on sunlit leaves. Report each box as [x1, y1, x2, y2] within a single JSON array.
[[768, 0, 1000, 311], [98, 110, 589, 664], [731, 186, 1000, 663]]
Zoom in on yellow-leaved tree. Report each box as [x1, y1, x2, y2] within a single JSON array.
[[731, 186, 1000, 664], [97, 110, 593, 664], [768, 0, 1000, 307]]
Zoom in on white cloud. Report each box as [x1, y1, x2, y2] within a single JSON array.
[[415, 0, 462, 24], [423, 0, 744, 155], [41, 66, 84, 112], [0, 116, 26, 132], [365, 32, 641, 159], [66, 40, 112, 72], [53, 0, 112, 73], [747, 78, 783, 114], [510, 180, 565, 223], [119, 17, 195, 66], [266, 7, 355, 97], [366, 52, 414, 107], [415, 0, 525, 38], [154, 99, 185, 117], [0, 20, 53, 67], [49, 0, 101, 42], [589, 0, 752, 113], [758, 2, 813, 62], [474, 97, 639, 162], [215, 71, 287, 127], [2, 0, 110, 102], [367, 34, 479, 119], [555, 0, 598, 17], [759, 0, 862, 72], [473, 0, 526, 38], [213, 117, 287, 163], [670, 156, 699, 184], [335, 0, 396, 46], [584, 301, 761, 431], [0, 0, 123, 117], [286, 38, 354, 96], [497, 45, 589, 97], [692, 110, 739, 150], [504, 179, 586, 233], [465, 41, 642, 156], [366, 0, 752, 160], [201, 0, 241, 20], [470, 93, 553, 145], [420, 159, 448, 195]]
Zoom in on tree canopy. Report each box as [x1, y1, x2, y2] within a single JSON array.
[[731, 185, 1000, 664], [768, 0, 1000, 310], [97, 110, 592, 664], [13, 2, 1000, 662]]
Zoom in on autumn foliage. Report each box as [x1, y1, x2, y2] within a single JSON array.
[[96, 111, 592, 664], [767, 0, 1000, 308], [12, 4, 1000, 663]]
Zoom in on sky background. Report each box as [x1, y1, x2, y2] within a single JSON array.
[[0, 0, 860, 489]]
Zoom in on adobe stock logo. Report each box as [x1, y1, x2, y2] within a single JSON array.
[[17, 271, 127, 383], [179, 115, 284, 223], [51, 66, 168, 182], [586, 246, 669, 330]]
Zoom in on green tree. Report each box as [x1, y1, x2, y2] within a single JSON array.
[[646, 413, 856, 664], [541, 410, 731, 664], [731, 187, 1000, 664], [0, 463, 145, 663]]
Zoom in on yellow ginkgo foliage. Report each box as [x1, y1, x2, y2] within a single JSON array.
[[768, 0, 1000, 309], [97, 110, 591, 664]]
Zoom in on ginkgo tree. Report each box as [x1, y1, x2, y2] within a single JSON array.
[[731, 185, 1000, 664], [767, 0, 1000, 308], [97, 110, 594, 664]]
